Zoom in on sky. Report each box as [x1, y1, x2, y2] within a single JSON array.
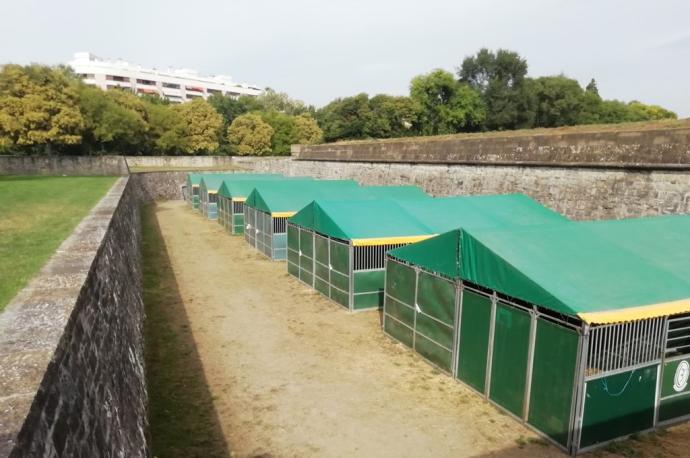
[[3, 0, 689, 116]]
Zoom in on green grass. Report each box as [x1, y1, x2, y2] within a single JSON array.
[[141, 206, 228, 458], [0, 176, 117, 311]]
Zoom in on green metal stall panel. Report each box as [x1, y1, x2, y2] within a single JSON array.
[[527, 319, 579, 447], [489, 302, 531, 417], [353, 270, 385, 310], [298, 229, 314, 285], [383, 260, 416, 347], [415, 271, 455, 372], [658, 357, 690, 423], [580, 364, 658, 449], [457, 290, 492, 393]]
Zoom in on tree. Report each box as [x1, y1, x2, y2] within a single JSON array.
[[293, 114, 322, 145], [367, 95, 419, 138], [78, 85, 148, 154], [227, 113, 274, 155], [172, 98, 223, 154], [316, 93, 373, 142], [578, 78, 604, 124], [260, 111, 296, 155], [0, 64, 84, 153], [627, 101, 676, 121], [458, 48, 533, 130], [146, 102, 188, 154], [531, 75, 585, 127], [410, 69, 485, 135], [257, 88, 309, 115]]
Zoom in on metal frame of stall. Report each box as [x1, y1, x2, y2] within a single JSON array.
[[383, 252, 690, 455], [287, 221, 408, 311], [243, 205, 290, 260]]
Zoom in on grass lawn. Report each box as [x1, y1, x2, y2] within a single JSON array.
[[0, 175, 117, 311], [141, 205, 228, 457]]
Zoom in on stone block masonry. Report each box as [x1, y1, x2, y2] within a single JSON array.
[[0, 155, 128, 176], [0, 177, 148, 457]]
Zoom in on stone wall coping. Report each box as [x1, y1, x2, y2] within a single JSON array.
[[0, 177, 129, 456]]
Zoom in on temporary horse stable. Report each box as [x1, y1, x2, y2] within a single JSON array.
[[217, 176, 313, 234], [243, 180, 361, 260], [199, 173, 281, 220], [288, 193, 564, 312], [186, 173, 203, 209], [384, 217, 690, 454]]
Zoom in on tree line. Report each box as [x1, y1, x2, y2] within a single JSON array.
[[317, 48, 677, 142], [0, 48, 678, 155], [0, 64, 322, 155]]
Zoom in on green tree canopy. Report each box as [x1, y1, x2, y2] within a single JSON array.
[[317, 93, 373, 142], [410, 69, 485, 135], [172, 98, 223, 154], [260, 110, 297, 155], [293, 114, 323, 145], [458, 48, 533, 130], [531, 75, 585, 127], [227, 113, 274, 155], [0, 64, 84, 153], [367, 95, 419, 138]]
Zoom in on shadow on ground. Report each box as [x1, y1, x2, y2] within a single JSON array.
[[142, 204, 230, 458]]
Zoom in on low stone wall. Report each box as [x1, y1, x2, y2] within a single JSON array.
[[0, 178, 148, 457], [0, 155, 128, 176], [124, 155, 236, 169]]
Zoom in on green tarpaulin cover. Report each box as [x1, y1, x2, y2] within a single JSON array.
[[200, 173, 282, 193], [218, 176, 313, 199], [391, 215, 690, 323], [292, 193, 563, 244], [245, 180, 361, 215]]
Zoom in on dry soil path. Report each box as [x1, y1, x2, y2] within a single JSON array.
[[152, 201, 690, 458]]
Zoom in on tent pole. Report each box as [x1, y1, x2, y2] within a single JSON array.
[[451, 281, 464, 378], [570, 324, 590, 455], [412, 267, 420, 352], [654, 317, 669, 427], [484, 292, 498, 398], [522, 307, 538, 422], [348, 243, 354, 312]]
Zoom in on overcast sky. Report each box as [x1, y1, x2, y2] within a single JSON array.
[[3, 0, 689, 116]]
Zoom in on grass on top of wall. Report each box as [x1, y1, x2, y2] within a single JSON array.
[[0, 175, 117, 311]]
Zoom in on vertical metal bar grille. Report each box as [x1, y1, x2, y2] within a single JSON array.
[[586, 317, 666, 377], [353, 243, 406, 270], [665, 313, 690, 357], [232, 201, 244, 214], [273, 217, 287, 234]]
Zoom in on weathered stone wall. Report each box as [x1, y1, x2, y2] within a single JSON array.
[[292, 126, 690, 168], [0, 156, 129, 176], [239, 157, 690, 220], [124, 155, 237, 169], [130, 171, 189, 202], [0, 178, 148, 457]]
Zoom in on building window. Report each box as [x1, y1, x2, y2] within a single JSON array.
[[185, 86, 204, 92], [106, 75, 129, 82], [136, 78, 156, 85], [207, 88, 221, 94], [162, 82, 180, 89]]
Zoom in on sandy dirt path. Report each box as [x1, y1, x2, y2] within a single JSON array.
[[152, 201, 690, 458]]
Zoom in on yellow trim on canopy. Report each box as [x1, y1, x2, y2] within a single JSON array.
[[271, 211, 296, 218], [578, 297, 690, 324], [208, 190, 218, 195], [233, 197, 247, 202], [351, 234, 436, 247], [191, 184, 200, 188]]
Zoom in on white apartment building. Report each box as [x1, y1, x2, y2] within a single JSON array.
[[68, 52, 262, 103]]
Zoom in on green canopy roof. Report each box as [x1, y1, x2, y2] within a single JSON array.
[[187, 173, 204, 187], [290, 199, 436, 244], [397, 194, 567, 234], [218, 176, 313, 200], [390, 216, 690, 324], [291, 193, 562, 245], [245, 180, 361, 215], [200, 173, 283, 193], [355, 185, 429, 199]]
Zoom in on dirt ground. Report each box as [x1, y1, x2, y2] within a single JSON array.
[[151, 201, 690, 458]]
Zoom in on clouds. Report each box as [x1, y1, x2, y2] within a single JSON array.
[[2, 0, 688, 115]]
